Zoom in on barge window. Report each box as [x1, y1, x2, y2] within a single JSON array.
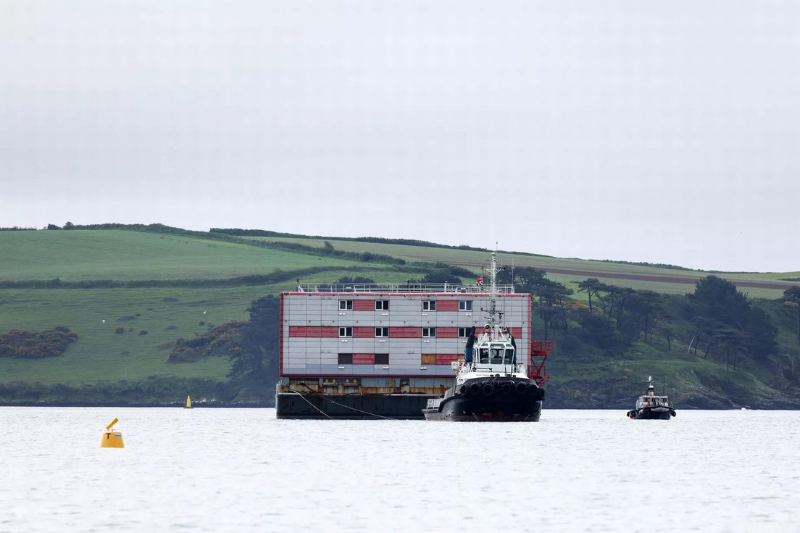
[[479, 348, 489, 364], [422, 301, 436, 311], [422, 327, 436, 337], [338, 353, 353, 364], [459, 300, 473, 311], [339, 327, 353, 337], [375, 354, 389, 365], [375, 327, 389, 337], [458, 327, 469, 338], [421, 354, 436, 365], [339, 300, 353, 310], [375, 300, 389, 310]]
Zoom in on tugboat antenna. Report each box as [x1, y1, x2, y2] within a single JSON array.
[[488, 252, 498, 335]]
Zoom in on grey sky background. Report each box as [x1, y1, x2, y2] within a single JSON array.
[[1, 1, 798, 272]]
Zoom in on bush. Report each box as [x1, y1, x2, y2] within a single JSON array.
[[115, 327, 125, 334], [168, 321, 245, 363], [139, 330, 148, 335], [0, 328, 77, 358]]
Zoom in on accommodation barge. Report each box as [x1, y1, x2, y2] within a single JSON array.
[[276, 280, 550, 419]]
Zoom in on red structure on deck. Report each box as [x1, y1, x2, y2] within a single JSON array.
[[529, 340, 552, 385]]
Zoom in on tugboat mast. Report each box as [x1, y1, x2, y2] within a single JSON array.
[[487, 252, 499, 337]]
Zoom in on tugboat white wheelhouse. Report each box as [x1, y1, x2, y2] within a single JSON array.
[[422, 253, 550, 422]]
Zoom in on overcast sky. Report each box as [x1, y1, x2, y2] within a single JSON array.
[[1, 1, 798, 272]]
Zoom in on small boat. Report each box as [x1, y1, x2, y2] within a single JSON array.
[[185, 395, 192, 409], [626, 377, 676, 420], [422, 253, 545, 422]]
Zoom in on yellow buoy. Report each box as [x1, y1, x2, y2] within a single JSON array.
[[185, 395, 192, 409], [101, 418, 125, 448]]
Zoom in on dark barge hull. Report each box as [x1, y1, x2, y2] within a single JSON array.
[[276, 393, 435, 419]]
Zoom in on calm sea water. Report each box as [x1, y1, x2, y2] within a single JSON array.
[[1, 408, 798, 532]]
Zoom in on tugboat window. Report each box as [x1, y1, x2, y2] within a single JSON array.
[[504, 349, 514, 364], [491, 348, 503, 364], [479, 348, 489, 364]]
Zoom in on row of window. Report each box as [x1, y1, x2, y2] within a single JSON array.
[[339, 300, 389, 310], [423, 301, 473, 311], [338, 300, 472, 311], [335, 354, 453, 365], [338, 353, 390, 364], [338, 327, 475, 338]]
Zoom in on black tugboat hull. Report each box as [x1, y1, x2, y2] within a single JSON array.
[[627, 407, 675, 420], [424, 397, 542, 421], [423, 378, 544, 422]]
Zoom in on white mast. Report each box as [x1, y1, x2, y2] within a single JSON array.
[[489, 252, 498, 338]]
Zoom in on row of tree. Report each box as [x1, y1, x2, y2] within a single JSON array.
[[498, 267, 792, 374]]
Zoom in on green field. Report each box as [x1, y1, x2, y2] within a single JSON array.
[[0, 230, 368, 281], [546, 273, 782, 301], [246, 236, 800, 291]]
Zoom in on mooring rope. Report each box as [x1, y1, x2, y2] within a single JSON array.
[[293, 384, 400, 420], [287, 391, 333, 419], [320, 396, 396, 420]]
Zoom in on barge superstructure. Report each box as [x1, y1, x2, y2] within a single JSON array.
[[276, 266, 550, 419]]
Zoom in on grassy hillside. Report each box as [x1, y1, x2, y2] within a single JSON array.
[[1, 225, 799, 408], [243, 236, 799, 300], [0, 230, 368, 281]]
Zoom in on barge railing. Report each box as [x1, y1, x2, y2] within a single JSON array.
[[293, 283, 515, 294]]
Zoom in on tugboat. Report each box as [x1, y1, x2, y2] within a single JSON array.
[[422, 253, 546, 422], [626, 377, 676, 420]]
